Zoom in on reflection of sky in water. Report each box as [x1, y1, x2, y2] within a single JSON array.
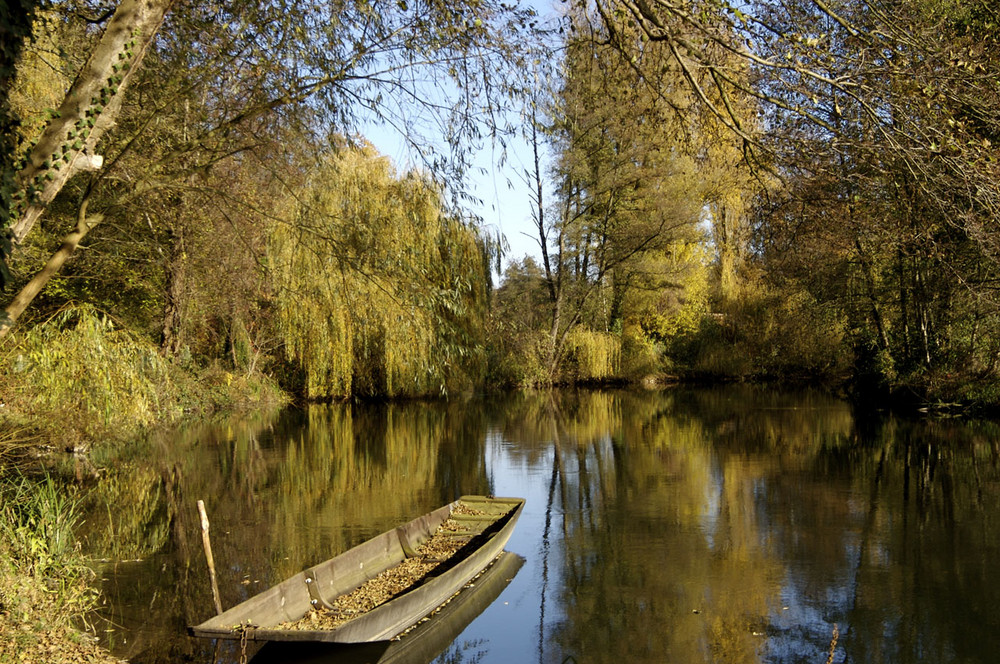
[[459, 419, 862, 664], [479, 396, 1000, 664], [700, 465, 723, 551], [470, 428, 568, 664]]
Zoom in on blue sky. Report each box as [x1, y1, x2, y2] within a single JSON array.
[[363, 122, 545, 267], [358, 0, 559, 272]]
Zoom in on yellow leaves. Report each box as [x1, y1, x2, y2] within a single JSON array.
[[9, 10, 75, 151], [630, 240, 711, 343], [0, 623, 123, 664], [271, 144, 489, 398], [563, 328, 621, 380], [0, 305, 173, 437]]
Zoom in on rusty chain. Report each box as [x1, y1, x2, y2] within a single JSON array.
[[239, 624, 248, 664]]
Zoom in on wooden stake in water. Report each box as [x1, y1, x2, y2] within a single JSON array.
[[197, 499, 224, 616]]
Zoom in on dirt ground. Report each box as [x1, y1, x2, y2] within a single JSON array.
[[0, 623, 125, 664]]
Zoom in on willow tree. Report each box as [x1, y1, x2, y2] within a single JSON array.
[[271, 143, 495, 399]]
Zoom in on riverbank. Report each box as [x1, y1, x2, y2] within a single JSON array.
[[0, 306, 288, 664]]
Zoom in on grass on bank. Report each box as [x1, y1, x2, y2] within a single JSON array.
[[0, 473, 123, 664]]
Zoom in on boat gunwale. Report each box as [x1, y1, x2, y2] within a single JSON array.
[[188, 495, 524, 643]]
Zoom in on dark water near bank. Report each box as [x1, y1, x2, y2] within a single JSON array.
[[82, 386, 1000, 664]]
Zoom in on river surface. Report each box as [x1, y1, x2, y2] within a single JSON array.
[[81, 386, 1000, 664]]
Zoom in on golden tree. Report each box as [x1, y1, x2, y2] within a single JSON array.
[[271, 143, 494, 398]]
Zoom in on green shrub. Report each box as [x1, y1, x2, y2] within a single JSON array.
[[484, 320, 550, 388], [560, 328, 621, 383], [0, 305, 176, 446], [670, 280, 850, 380], [619, 324, 662, 380]]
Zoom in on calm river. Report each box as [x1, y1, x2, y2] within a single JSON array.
[[83, 386, 1000, 664]]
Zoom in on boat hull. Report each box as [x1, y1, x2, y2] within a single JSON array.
[[189, 495, 523, 644], [249, 552, 525, 664]]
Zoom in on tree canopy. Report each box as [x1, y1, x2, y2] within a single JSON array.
[[6, 0, 1000, 408], [271, 143, 495, 398]]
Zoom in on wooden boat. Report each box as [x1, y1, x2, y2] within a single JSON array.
[[248, 551, 525, 664], [189, 495, 524, 644]]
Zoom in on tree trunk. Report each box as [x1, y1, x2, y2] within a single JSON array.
[[609, 270, 626, 332], [0, 205, 103, 339], [7, 0, 175, 247], [854, 237, 891, 354], [161, 225, 186, 355], [530, 106, 556, 303], [714, 198, 745, 302], [546, 224, 566, 380], [1, 0, 43, 285]]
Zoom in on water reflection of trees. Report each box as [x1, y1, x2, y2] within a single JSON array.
[[508, 389, 800, 664], [841, 419, 1000, 664], [498, 388, 1000, 664], [77, 388, 1000, 663], [81, 400, 492, 664]]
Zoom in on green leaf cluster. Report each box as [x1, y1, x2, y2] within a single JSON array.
[[0, 305, 175, 442]]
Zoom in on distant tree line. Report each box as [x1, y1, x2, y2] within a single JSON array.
[[493, 0, 1000, 410]]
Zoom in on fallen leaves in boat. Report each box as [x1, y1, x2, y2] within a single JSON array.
[[393, 553, 503, 640], [279, 503, 489, 631]]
